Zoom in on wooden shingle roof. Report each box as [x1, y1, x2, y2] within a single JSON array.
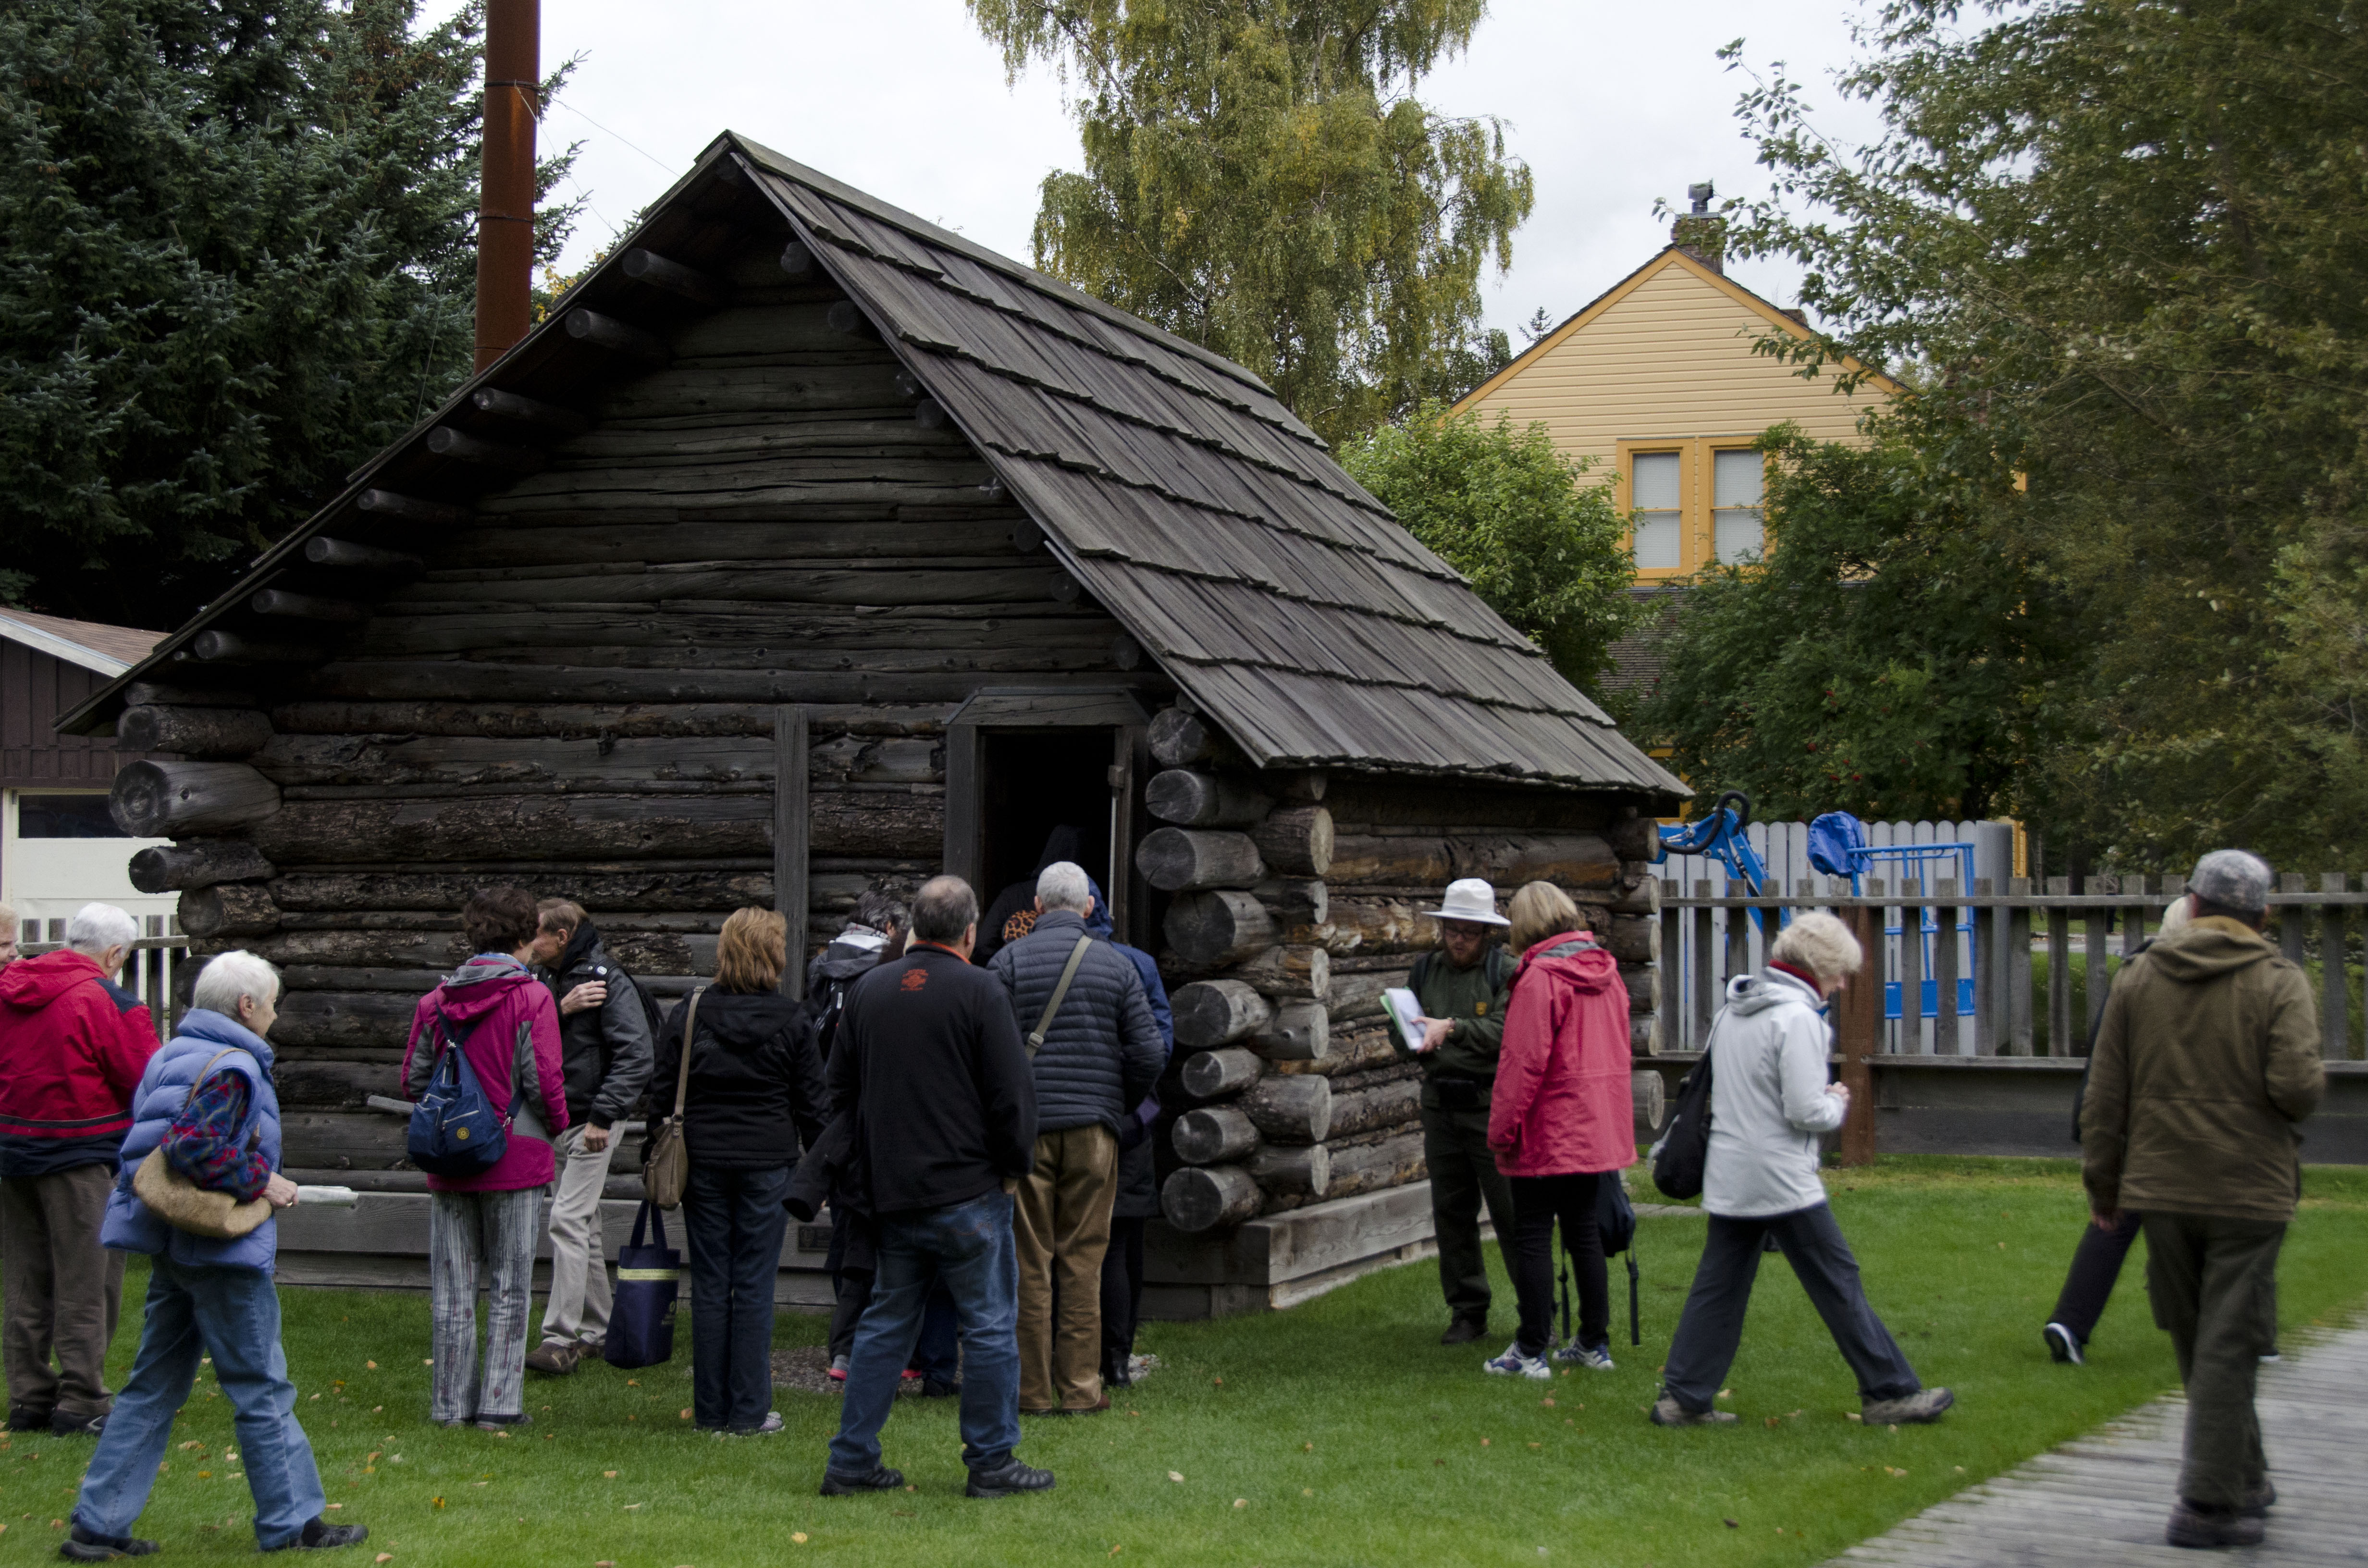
[[734, 137, 1682, 796]]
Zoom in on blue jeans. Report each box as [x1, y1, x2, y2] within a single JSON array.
[[682, 1164, 789, 1432], [74, 1258, 326, 1550], [829, 1189, 1020, 1476]]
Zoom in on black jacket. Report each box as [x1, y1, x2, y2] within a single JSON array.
[[802, 923, 894, 1065], [830, 943, 1037, 1215], [650, 987, 828, 1171], [988, 909, 1166, 1135], [543, 925, 655, 1131]]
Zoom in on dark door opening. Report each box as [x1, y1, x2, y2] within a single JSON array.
[[974, 729, 1118, 956]]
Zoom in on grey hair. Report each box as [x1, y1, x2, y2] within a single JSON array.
[[851, 888, 909, 936], [64, 902, 137, 957], [1036, 860, 1093, 913], [191, 950, 281, 1019], [2191, 849, 2273, 916], [910, 875, 980, 945], [1767, 910, 1864, 982]]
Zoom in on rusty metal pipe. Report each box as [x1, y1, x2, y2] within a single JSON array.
[[474, 0, 539, 370]]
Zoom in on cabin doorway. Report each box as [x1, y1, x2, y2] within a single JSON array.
[[942, 689, 1153, 952]]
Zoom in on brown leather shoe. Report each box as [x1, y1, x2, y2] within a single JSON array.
[[1057, 1394, 1112, 1416], [524, 1342, 580, 1376]]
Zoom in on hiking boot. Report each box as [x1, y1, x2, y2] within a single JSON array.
[[1554, 1341, 1616, 1371], [49, 1410, 106, 1438], [1861, 1387, 1954, 1425], [472, 1412, 532, 1432], [1483, 1343, 1551, 1381], [525, 1341, 580, 1376], [267, 1519, 370, 1552], [819, 1464, 905, 1496], [1440, 1317, 1488, 1346], [2240, 1480, 2277, 1518], [2043, 1323, 2084, 1365], [2166, 1501, 2265, 1549], [1648, 1395, 1738, 1427], [723, 1411, 784, 1436], [966, 1459, 1056, 1499], [59, 1523, 158, 1560]]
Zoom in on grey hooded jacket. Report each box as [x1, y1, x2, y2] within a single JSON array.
[[988, 908, 1166, 1136], [1702, 968, 1847, 1218]]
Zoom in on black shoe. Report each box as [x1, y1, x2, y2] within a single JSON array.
[[59, 1523, 158, 1560], [471, 1412, 531, 1432], [2240, 1481, 2277, 1519], [819, 1465, 905, 1496], [2166, 1500, 2264, 1548], [266, 1519, 370, 1552], [49, 1410, 106, 1438], [7, 1407, 53, 1433], [920, 1378, 960, 1399], [1440, 1318, 1488, 1346], [967, 1459, 1056, 1498], [2043, 1323, 2084, 1365]]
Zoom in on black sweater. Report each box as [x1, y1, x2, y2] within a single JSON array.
[[651, 988, 828, 1170], [829, 944, 1037, 1215]]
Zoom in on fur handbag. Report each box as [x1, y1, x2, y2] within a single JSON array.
[[132, 1050, 274, 1240]]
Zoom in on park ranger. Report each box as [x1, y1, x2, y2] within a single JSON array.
[[1396, 878, 1519, 1345]]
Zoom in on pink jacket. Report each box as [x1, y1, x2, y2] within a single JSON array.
[[1487, 931, 1634, 1178], [400, 955, 568, 1192]]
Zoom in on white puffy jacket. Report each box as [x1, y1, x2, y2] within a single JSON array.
[[1702, 968, 1847, 1217]]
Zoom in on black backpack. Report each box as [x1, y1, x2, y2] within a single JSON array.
[[1649, 1013, 1720, 1200]]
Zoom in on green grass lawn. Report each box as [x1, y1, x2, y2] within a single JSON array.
[[7, 1158, 2366, 1568]]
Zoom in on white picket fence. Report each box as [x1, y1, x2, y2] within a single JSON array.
[[1656, 818, 2019, 1053]]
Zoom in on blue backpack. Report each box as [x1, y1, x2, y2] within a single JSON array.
[[406, 1012, 521, 1178]]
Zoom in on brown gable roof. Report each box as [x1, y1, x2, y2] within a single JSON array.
[[60, 133, 1683, 799], [0, 609, 166, 675]]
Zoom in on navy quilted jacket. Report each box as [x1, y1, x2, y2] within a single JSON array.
[[989, 909, 1166, 1135]]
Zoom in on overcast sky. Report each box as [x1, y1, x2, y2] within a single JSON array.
[[430, 0, 1887, 339]]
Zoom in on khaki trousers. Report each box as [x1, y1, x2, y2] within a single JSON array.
[[1, 1164, 126, 1423], [539, 1124, 615, 1347], [1013, 1125, 1118, 1412]]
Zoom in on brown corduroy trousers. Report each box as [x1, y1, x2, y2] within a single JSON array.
[[1013, 1125, 1118, 1413]]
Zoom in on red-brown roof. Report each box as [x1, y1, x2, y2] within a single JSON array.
[[0, 609, 168, 674]]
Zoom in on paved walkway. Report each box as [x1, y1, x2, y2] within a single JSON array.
[[1833, 1322, 2368, 1566]]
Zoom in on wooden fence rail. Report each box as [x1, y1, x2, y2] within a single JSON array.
[[1654, 874, 2364, 1062]]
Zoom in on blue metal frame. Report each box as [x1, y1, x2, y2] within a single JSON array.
[[1846, 842, 1978, 1022], [1651, 791, 1781, 935]]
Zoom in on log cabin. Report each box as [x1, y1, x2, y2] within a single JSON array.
[[60, 134, 1687, 1313]]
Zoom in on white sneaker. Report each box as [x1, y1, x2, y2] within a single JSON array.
[[1483, 1343, 1551, 1381], [2044, 1323, 2084, 1365], [1554, 1342, 1616, 1371]]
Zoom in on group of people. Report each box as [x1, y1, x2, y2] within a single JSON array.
[[0, 838, 2328, 1551]]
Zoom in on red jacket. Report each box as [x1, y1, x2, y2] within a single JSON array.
[[0, 950, 158, 1176], [401, 955, 569, 1192], [1487, 932, 1634, 1178]]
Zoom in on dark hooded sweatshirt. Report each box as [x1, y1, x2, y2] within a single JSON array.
[[650, 988, 829, 1171]]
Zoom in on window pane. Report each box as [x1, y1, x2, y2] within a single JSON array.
[[1631, 452, 1681, 511], [1633, 514, 1683, 570], [1714, 510, 1764, 563], [16, 795, 126, 840], [1714, 448, 1764, 509]]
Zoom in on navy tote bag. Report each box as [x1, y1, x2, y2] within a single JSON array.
[[605, 1201, 681, 1369]]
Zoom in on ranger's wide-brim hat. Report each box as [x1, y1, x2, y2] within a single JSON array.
[[1422, 878, 1509, 927]]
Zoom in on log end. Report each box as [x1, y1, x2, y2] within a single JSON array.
[[1159, 1164, 1262, 1233]]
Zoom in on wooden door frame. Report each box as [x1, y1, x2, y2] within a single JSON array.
[[775, 704, 812, 999], [941, 687, 1153, 945]]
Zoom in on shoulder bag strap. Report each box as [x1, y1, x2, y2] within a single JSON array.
[[1025, 935, 1096, 1058], [672, 988, 705, 1117]]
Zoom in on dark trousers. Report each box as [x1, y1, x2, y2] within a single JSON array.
[[2048, 1210, 2143, 1346], [1099, 1215, 1147, 1384], [1509, 1173, 1607, 1357], [1662, 1203, 1921, 1413], [1422, 1105, 1517, 1323], [682, 1164, 789, 1432], [829, 1264, 957, 1381], [0, 1165, 125, 1424], [2139, 1211, 2284, 1512]]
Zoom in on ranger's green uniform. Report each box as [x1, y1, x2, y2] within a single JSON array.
[[1395, 944, 1518, 1328]]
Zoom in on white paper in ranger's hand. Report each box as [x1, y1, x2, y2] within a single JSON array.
[[1382, 987, 1427, 1053]]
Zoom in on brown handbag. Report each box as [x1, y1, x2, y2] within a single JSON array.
[[132, 1050, 275, 1240], [641, 989, 703, 1211]]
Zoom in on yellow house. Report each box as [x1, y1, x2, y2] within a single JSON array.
[[1455, 204, 1902, 581]]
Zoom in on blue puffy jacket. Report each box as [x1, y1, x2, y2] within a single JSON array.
[[990, 908, 1166, 1136]]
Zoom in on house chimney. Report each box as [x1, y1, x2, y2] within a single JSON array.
[[1671, 180, 1724, 275], [474, 0, 539, 370]]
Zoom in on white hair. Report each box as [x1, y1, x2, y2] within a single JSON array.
[[1768, 910, 1864, 982], [65, 902, 137, 957], [1036, 860, 1093, 914], [191, 950, 281, 1019]]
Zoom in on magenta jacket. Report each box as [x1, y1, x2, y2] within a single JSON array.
[[1487, 931, 1635, 1178], [401, 955, 568, 1192]]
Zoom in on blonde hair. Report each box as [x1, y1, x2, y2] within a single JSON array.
[[715, 907, 787, 993], [2159, 895, 2194, 938], [1506, 881, 1582, 954], [1767, 910, 1863, 981]]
